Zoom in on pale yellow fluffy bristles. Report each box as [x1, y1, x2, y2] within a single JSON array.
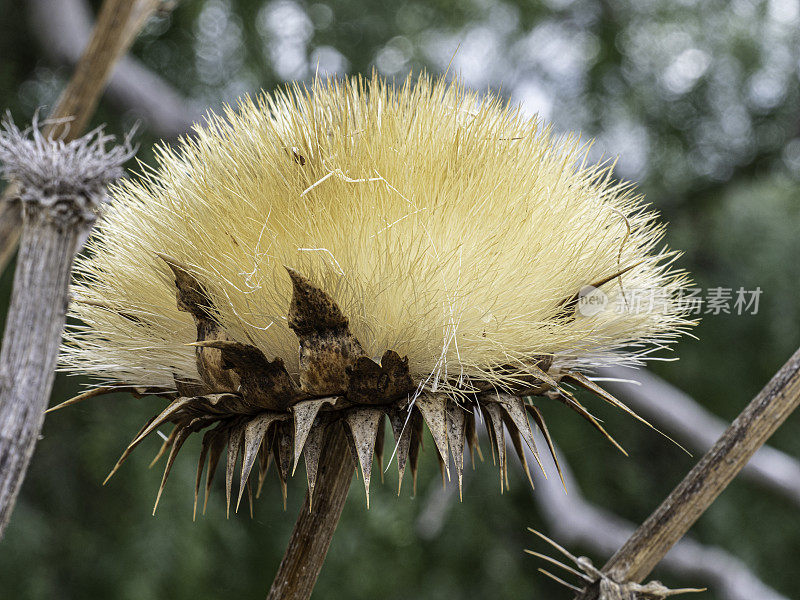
[[60, 73, 694, 393]]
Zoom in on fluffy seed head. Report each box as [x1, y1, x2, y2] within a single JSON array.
[[60, 74, 693, 394]]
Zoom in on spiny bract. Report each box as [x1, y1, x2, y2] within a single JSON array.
[[58, 74, 694, 515]]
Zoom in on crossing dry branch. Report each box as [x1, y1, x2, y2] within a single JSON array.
[[573, 347, 800, 599]]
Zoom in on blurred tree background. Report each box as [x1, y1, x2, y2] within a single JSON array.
[[1, 0, 799, 598]]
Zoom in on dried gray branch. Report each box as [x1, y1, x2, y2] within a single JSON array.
[[0, 117, 134, 537]]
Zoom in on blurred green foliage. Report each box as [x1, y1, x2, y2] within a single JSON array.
[[1, 0, 799, 598]]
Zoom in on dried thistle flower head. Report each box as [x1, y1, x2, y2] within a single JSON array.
[[0, 114, 134, 221], [57, 74, 694, 515]]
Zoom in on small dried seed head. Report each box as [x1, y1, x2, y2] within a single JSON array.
[[0, 114, 135, 223]]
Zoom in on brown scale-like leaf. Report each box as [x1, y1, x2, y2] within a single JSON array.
[[174, 374, 211, 398], [408, 410, 424, 496], [374, 414, 385, 484], [465, 407, 483, 467], [185, 392, 253, 417], [553, 388, 627, 455], [153, 416, 213, 514], [203, 426, 228, 514], [292, 397, 337, 475], [286, 267, 365, 395], [225, 422, 246, 518], [245, 479, 254, 519], [190, 340, 305, 411], [483, 402, 507, 493], [507, 423, 535, 492], [415, 392, 450, 480], [303, 422, 327, 510], [103, 398, 194, 485], [256, 442, 272, 499], [194, 428, 216, 520], [445, 401, 466, 500], [520, 361, 561, 393], [525, 404, 565, 488], [259, 424, 278, 497], [157, 253, 211, 317], [342, 420, 361, 478], [562, 370, 655, 430], [389, 408, 415, 495], [274, 420, 293, 509], [495, 393, 546, 476], [482, 404, 497, 466], [158, 253, 240, 393], [238, 412, 286, 512], [346, 350, 414, 405], [344, 408, 383, 508], [46, 385, 176, 414], [128, 396, 193, 446], [149, 424, 179, 468], [436, 452, 447, 489], [194, 320, 240, 393], [153, 427, 191, 514]]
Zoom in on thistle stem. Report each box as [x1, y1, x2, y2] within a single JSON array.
[[0, 114, 134, 538], [573, 346, 800, 599], [266, 422, 354, 600], [0, 205, 94, 535]]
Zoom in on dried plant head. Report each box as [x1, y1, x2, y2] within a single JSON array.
[[0, 113, 135, 221], [57, 73, 695, 514]]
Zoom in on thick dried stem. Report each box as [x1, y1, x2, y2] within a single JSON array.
[[0, 117, 133, 536], [266, 422, 354, 600], [573, 346, 800, 599], [0, 206, 91, 534]]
